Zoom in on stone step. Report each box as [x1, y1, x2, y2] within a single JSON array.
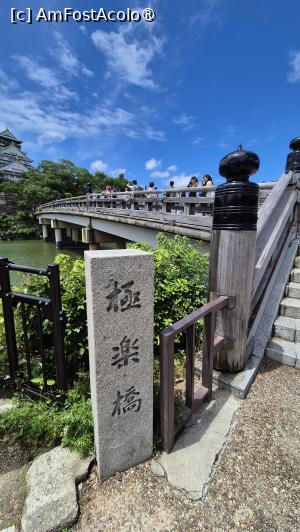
[[287, 282, 300, 299], [273, 315, 300, 342], [290, 268, 300, 283], [280, 297, 300, 319], [266, 338, 299, 367], [294, 256, 300, 268]]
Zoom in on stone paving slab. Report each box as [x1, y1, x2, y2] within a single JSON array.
[[0, 399, 13, 414], [21, 446, 93, 532], [151, 389, 240, 500]]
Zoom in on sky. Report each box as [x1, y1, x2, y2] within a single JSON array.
[[0, 0, 300, 188]]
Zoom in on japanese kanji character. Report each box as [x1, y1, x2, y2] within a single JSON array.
[[111, 336, 140, 368]]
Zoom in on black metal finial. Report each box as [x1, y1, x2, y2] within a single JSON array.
[[285, 136, 300, 173], [212, 145, 260, 231], [219, 145, 260, 182]]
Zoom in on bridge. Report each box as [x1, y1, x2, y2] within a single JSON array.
[[36, 183, 273, 248]]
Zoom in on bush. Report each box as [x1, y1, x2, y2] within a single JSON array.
[[0, 212, 41, 240], [0, 234, 209, 455], [129, 233, 209, 344], [0, 385, 93, 456], [12, 234, 209, 379]]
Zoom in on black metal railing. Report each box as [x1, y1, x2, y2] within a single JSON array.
[[0, 258, 66, 396]]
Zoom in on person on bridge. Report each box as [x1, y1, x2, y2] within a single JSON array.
[[201, 174, 215, 215], [127, 180, 138, 191], [102, 185, 112, 196], [201, 174, 214, 196], [187, 176, 199, 215]]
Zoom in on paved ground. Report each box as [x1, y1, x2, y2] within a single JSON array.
[[76, 359, 300, 531]]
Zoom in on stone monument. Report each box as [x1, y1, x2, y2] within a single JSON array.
[[85, 249, 154, 480]]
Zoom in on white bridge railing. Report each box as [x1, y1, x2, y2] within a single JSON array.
[[37, 183, 275, 222]]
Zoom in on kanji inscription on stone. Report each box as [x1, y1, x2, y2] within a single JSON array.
[[106, 279, 141, 312], [111, 336, 140, 368], [85, 249, 153, 481], [112, 386, 142, 416]]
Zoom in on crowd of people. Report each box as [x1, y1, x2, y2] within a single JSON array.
[[90, 174, 215, 197]]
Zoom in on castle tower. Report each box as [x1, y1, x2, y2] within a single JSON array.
[[0, 128, 33, 181]]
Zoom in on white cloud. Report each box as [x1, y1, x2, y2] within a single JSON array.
[[90, 160, 108, 173], [0, 60, 165, 153], [287, 50, 300, 82], [111, 167, 126, 177], [0, 79, 135, 146], [145, 158, 161, 170], [52, 32, 93, 78], [167, 164, 177, 172], [0, 69, 19, 91], [218, 141, 230, 149], [173, 113, 196, 132], [15, 56, 76, 101], [192, 136, 204, 145], [91, 27, 164, 89], [90, 161, 126, 176], [190, 0, 222, 28], [143, 126, 166, 141], [151, 170, 170, 178]]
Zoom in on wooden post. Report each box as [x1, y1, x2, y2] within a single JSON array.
[[286, 136, 300, 234], [209, 145, 260, 372]]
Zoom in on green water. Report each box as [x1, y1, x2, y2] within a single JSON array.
[[0, 240, 80, 285], [0, 240, 80, 267]]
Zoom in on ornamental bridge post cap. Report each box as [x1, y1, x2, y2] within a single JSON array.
[[219, 144, 260, 181], [289, 136, 300, 151], [286, 136, 300, 173], [213, 144, 259, 231]]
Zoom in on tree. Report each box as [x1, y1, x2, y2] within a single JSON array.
[[0, 159, 132, 211]]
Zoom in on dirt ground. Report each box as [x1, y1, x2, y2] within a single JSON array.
[[0, 438, 30, 530], [76, 359, 300, 532]]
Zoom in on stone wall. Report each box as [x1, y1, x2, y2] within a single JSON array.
[[0, 192, 18, 214]]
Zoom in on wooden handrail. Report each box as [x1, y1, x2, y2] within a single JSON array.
[[159, 293, 235, 452], [257, 171, 294, 238], [160, 295, 231, 338]]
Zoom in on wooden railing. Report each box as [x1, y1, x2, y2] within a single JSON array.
[[37, 184, 274, 223], [160, 294, 235, 452], [247, 170, 299, 346]]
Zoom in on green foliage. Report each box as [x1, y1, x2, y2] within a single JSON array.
[[0, 159, 135, 211], [129, 234, 209, 343], [20, 255, 89, 377], [0, 212, 41, 240], [0, 234, 209, 455], [0, 385, 93, 456]]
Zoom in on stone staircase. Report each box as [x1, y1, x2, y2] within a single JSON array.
[[266, 254, 300, 368]]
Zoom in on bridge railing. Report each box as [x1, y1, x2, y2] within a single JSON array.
[[37, 183, 274, 219], [247, 168, 299, 350]]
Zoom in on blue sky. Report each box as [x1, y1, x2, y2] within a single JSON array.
[[0, 0, 300, 187]]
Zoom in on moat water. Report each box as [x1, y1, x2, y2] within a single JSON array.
[[0, 240, 80, 285], [0, 238, 210, 285]]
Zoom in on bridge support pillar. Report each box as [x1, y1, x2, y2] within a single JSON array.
[[42, 224, 48, 240], [54, 228, 63, 249], [114, 238, 127, 249], [71, 228, 79, 243], [66, 226, 72, 238], [89, 243, 99, 250], [209, 146, 259, 372]]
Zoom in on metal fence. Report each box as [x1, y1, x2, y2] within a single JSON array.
[[0, 258, 66, 397]]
